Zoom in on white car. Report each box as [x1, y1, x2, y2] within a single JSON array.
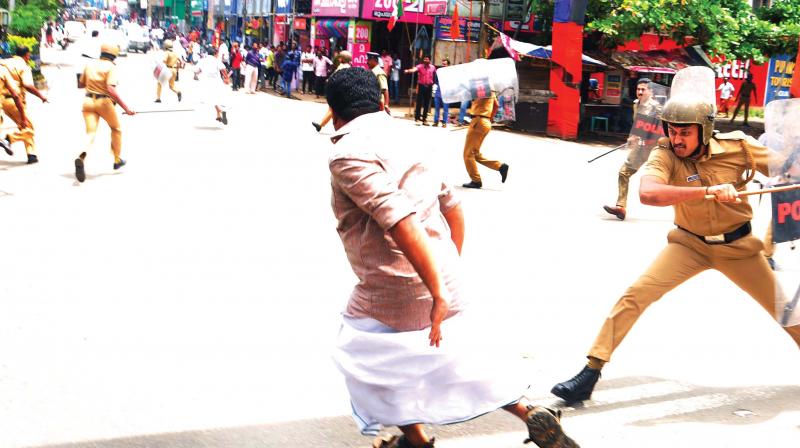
[[64, 21, 85, 42], [99, 28, 128, 56]]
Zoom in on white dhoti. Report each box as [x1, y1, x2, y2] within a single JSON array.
[[197, 80, 228, 108], [333, 313, 530, 435]]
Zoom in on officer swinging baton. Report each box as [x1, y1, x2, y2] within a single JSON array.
[[704, 183, 800, 200], [587, 143, 627, 163]]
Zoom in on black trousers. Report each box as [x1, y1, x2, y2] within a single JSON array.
[[302, 70, 315, 93], [415, 84, 433, 122], [315, 75, 327, 96]]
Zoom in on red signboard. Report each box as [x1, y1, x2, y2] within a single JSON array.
[[311, 0, 359, 17], [424, 0, 447, 15], [361, 0, 433, 25], [294, 18, 307, 29]]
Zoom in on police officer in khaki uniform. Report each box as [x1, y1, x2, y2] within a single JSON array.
[[551, 96, 800, 403], [0, 58, 28, 159], [461, 91, 509, 189], [367, 52, 390, 114], [603, 78, 663, 220], [75, 43, 135, 183], [155, 39, 182, 103], [0, 45, 49, 164]]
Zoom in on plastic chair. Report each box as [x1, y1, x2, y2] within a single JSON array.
[[591, 116, 609, 132]]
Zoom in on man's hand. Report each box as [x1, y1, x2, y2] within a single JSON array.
[[429, 295, 450, 347], [707, 184, 741, 203], [123, 108, 136, 116]]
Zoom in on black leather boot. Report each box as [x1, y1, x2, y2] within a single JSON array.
[[550, 366, 601, 403]]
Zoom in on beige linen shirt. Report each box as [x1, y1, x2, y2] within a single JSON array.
[[329, 111, 463, 331]]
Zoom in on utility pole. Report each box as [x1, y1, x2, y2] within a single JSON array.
[[147, 0, 153, 27], [477, 0, 489, 58]]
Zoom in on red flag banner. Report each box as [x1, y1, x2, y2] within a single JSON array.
[[450, 6, 461, 40]]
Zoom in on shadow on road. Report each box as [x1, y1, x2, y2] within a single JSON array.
[[28, 377, 800, 448]]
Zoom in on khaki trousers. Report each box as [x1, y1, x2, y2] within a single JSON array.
[[2, 97, 35, 155], [589, 228, 800, 361], [616, 143, 652, 208], [82, 97, 122, 157], [156, 69, 180, 99], [463, 117, 502, 183]]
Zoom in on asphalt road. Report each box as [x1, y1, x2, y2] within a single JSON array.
[[0, 47, 798, 448]]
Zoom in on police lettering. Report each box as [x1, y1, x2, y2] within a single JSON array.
[[777, 199, 800, 224]]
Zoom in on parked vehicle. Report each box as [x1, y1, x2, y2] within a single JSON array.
[[126, 26, 151, 53], [99, 28, 128, 57]]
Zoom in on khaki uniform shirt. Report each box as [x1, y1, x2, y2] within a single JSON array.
[[164, 51, 180, 68], [81, 59, 118, 96], [0, 56, 33, 102], [371, 64, 388, 91], [0, 66, 21, 98], [469, 92, 497, 118], [642, 131, 772, 236], [633, 97, 662, 118]]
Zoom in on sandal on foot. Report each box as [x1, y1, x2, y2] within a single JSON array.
[[524, 406, 580, 448]]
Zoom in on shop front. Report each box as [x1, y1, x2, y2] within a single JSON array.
[[310, 0, 358, 54]]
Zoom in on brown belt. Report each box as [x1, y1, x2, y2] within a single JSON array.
[[86, 93, 109, 99]]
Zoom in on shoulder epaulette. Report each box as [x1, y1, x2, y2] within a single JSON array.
[[714, 130, 748, 141], [656, 137, 670, 149]]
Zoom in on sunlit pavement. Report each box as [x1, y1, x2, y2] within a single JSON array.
[[0, 47, 797, 448]]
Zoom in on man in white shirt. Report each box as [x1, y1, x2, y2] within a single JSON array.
[[218, 40, 230, 67], [300, 45, 315, 94], [717, 77, 735, 118], [312, 49, 332, 98], [195, 45, 231, 125]]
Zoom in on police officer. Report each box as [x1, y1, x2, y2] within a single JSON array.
[[366, 52, 390, 114], [551, 96, 800, 403], [155, 39, 182, 103], [0, 58, 28, 159], [0, 45, 49, 164], [75, 43, 136, 183], [461, 90, 509, 189], [603, 78, 662, 220]]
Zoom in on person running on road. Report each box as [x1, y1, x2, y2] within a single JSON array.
[[0, 45, 49, 164], [326, 67, 580, 448], [75, 44, 136, 183], [194, 45, 231, 125]]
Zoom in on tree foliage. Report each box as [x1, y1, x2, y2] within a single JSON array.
[[530, 0, 800, 62], [10, 0, 60, 38]]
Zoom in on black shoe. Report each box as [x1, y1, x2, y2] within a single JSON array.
[[113, 159, 126, 170], [177, 92, 182, 102], [75, 156, 86, 182], [221, 111, 228, 125], [524, 406, 580, 448], [26, 154, 38, 164], [216, 116, 222, 122], [603, 205, 626, 221], [1, 136, 11, 156], [154, 99, 161, 103], [551, 366, 601, 403], [462, 181, 482, 189], [499, 163, 509, 183], [312, 121, 321, 132]]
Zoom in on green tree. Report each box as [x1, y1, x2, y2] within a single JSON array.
[[10, 0, 60, 38], [529, 0, 799, 62]]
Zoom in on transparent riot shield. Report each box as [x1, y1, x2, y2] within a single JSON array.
[[437, 58, 519, 106], [669, 66, 717, 114], [764, 99, 800, 327], [629, 82, 670, 148]]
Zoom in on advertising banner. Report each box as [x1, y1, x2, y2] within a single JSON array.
[[362, 0, 433, 25], [311, 0, 359, 17], [765, 54, 795, 105]]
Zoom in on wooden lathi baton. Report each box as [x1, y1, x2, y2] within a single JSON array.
[[587, 143, 627, 163], [133, 108, 195, 114], [705, 183, 800, 200]]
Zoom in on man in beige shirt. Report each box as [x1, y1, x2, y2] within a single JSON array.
[[0, 45, 48, 164], [552, 96, 800, 404], [326, 67, 579, 448]]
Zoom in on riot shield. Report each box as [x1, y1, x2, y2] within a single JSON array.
[[437, 58, 519, 106], [669, 66, 717, 114], [629, 81, 670, 150], [764, 99, 800, 327]]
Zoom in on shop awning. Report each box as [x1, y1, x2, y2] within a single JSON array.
[[316, 19, 348, 39], [611, 47, 713, 74]]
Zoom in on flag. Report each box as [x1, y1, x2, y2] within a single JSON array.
[[388, 0, 404, 31], [449, 2, 461, 40], [499, 32, 520, 61]]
